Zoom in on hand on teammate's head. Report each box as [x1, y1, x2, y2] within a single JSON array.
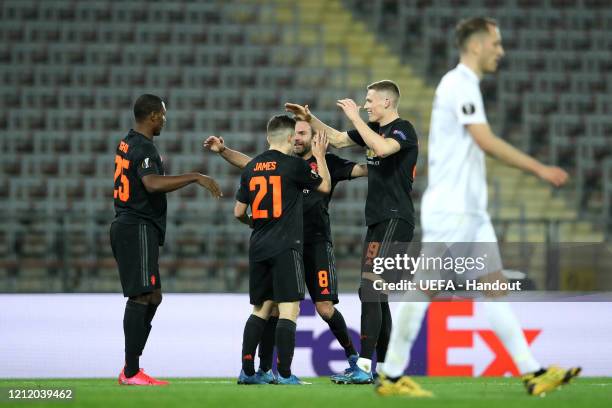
[[196, 174, 223, 198], [285, 103, 312, 122], [336, 99, 361, 122], [203, 136, 225, 153]]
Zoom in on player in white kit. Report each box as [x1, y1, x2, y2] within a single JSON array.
[[376, 17, 580, 397]]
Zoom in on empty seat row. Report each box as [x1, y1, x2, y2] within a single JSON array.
[[1, 1, 226, 25], [345, 0, 612, 219]]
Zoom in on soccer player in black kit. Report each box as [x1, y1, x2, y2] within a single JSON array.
[[233, 115, 332, 385], [286, 80, 419, 384], [112, 94, 222, 385], [205, 119, 368, 382]]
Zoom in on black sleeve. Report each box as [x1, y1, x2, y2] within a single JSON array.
[[235, 170, 250, 204], [347, 129, 365, 147], [388, 121, 418, 150], [347, 122, 379, 147], [326, 153, 357, 182], [135, 144, 161, 179], [292, 158, 323, 190]]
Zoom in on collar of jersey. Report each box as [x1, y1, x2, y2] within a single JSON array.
[[378, 117, 401, 130], [129, 129, 151, 141], [457, 63, 480, 84]]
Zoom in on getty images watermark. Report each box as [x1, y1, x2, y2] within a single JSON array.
[[359, 241, 612, 302], [369, 252, 521, 292], [359, 241, 524, 300]]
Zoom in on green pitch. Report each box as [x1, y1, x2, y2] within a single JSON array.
[[1, 377, 610, 408]]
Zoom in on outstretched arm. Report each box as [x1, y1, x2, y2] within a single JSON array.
[[336, 99, 401, 158], [285, 102, 356, 148], [141, 173, 222, 197], [467, 123, 568, 187], [203, 136, 252, 169]]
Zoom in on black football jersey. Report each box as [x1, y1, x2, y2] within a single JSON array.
[[113, 129, 167, 244], [302, 153, 356, 244], [236, 149, 323, 261], [347, 118, 418, 227]]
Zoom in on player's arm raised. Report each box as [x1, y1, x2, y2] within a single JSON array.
[[285, 102, 356, 149], [467, 123, 569, 187], [233, 201, 252, 226], [350, 163, 368, 178], [141, 173, 222, 197], [336, 98, 400, 158], [311, 131, 332, 194], [203, 136, 252, 169]]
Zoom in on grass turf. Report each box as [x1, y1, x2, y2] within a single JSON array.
[[0, 377, 610, 408]]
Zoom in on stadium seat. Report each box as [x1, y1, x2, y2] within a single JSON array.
[[2, 0, 610, 292]]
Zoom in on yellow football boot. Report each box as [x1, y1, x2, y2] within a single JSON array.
[[375, 374, 433, 397], [525, 365, 581, 396]]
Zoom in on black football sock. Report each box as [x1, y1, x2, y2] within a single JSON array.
[[359, 282, 382, 361], [376, 299, 392, 364], [258, 316, 278, 372], [275, 319, 297, 378], [123, 300, 148, 377], [324, 309, 357, 358], [241, 315, 267, 376], [140, 303, 159, 356]]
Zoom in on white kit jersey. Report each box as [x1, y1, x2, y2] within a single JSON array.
[[421, 63, 489, 219]]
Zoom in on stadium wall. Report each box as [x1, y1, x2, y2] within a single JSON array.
[[1, 294, 611, 378]]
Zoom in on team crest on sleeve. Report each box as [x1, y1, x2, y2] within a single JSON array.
[[392, 129, 407, 140], [142, 157, 151, 169], [462, 103, 476, 115]]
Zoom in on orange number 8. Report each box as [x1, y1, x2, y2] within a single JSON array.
[[318, 270, 329, 288]]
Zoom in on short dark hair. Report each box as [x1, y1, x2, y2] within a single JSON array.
[[133, 94, 165, 122], [266, 115, 296, 140], [367, 80, 401, 107], [455, 17, 498, 51]]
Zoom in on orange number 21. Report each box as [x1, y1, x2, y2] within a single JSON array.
[[249, 176, 282, 219]]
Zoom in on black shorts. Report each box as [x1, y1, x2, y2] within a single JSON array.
[[249, 248, 306, 305], [110, 221, 161, 297], [361, 218, 414, 281], [304, 241, 339, 304]]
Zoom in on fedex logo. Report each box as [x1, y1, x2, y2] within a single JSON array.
[[427, 301, 540, 377], [295, 300, 540, 377]]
